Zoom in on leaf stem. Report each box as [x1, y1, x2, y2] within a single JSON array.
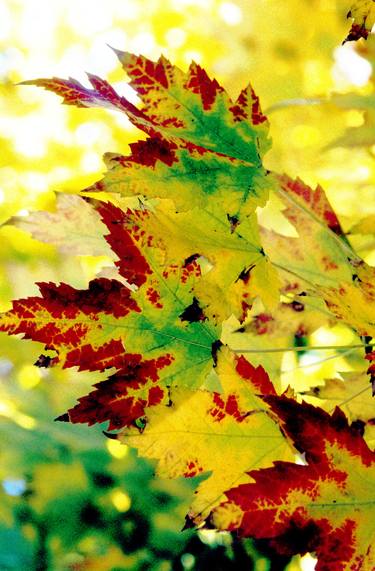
[[331, 385, 372, 413], [231, 343, 374, 354], [280, 347, 357, 373]]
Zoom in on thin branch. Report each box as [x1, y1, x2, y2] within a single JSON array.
[[280, 347, 357, 374], [231, 343, 374, 354], [332, 385, 372, 413]]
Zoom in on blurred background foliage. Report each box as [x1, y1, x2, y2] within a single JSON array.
[[0, 0, 374, 569]]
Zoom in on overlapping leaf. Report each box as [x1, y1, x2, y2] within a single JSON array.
[[221, 294, 328, 382], [265, 175, 375, 340], [24, 52, 279, 319], [118, 347, 292, 523], [303, 371, 375, 446], [0, 201, 222, 428], [319, 261, 375, 337], [3, 51, 375, 571], [27, 51, 271, 220], [264, 175, 351, 288], [210, 395, 375, 570], [107, 197, 275, 322], [10, 193, 114, 257], [350, 214, 375, 235], [304, 371, 374, 424]]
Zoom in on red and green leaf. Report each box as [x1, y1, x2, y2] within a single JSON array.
[[3, 51, 375, 571], [210, 395, 375, 570], [0, 201, 221, 423], [118, 347, 291, 523], [27, 52, 271, 223]]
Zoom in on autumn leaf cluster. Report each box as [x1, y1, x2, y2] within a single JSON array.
[[1, 10, 375, 570]]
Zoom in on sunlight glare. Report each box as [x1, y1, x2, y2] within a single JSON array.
[[333, 44, 372, 87], [219, 2, 243, 26], [106, 439, 129, 459], [165, 28, 187, 49], [183, 50, 202, 64], [131, 32, 156, 56], [300, 553, 317, 571], [67, 0, 113, 36], [81, 151, 102, 173], [0, 3, 11, 41]]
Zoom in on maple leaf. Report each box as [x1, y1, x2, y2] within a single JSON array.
[[210, 394, 375, 570], [303, 371, 375, 447], [264, 175, 375, 341], [26, 52, 271, 221], [5, 53, 374, 566], [115, 50, 271, 159], [319, 261, 375, 338], [98, 196, 275, 322], [344, 0, 375, 43], [10, 193, 113, 256], [117, 347, 292, 523], [0, 201, 221, 424], [23, 52, 278, 319]]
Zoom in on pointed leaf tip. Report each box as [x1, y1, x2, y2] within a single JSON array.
[[55, 413, 70, 422], [103, 430, 119, 440]]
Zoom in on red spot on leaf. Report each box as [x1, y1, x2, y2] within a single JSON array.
[[146, 287, 163, 308], [181, 258, 201, 283], [230, 85, 268, 125], [250, 313, 274, 335], [37, 279, 137, 319], [185, 63, 224, 110], [129, 137, 178, 167], [183, 458, 204, 478], [122, 53, 170, 94], [209, 390, 254, 424], [322, 256, 339, 271], [65, 339, 126, 371], [235, 356, 276, 396], [98, 203, 153, 287], [344, 23, 369, 43]]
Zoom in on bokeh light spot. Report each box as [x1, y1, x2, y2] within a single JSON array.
[[18, 364, 41, 389], [2, 478, 27, 496], [333, 45, 372, 87], [165, 27, 187, 48], [111, 489, 132, 512], [219, 2, 242, 26], [106, 439, 129, 459]]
